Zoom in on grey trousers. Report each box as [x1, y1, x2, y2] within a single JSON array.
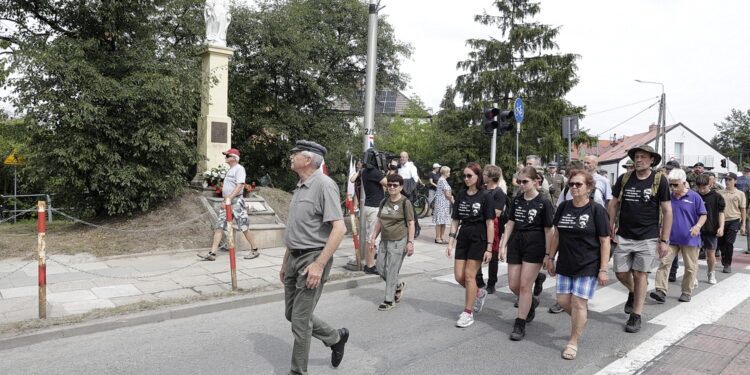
[[284, 250, 340, 375], [376, 238, 407, 302]]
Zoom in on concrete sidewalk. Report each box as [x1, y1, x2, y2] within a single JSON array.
[[0, 218, 449, 324]]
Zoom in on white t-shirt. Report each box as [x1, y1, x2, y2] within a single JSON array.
[[593, 173, 613, 200], [222, 164, 247, 198]]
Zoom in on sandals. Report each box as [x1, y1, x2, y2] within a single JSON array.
[[434, 238, 443, 243], [243, 249, 260, 259], [378, 301, 395, 311], [394, 282, 405, 303], [197, 252, 217, 261], [562, 344, 578, 360]]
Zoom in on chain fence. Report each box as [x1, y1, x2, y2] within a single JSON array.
[[0, 259, 36, 281], [50, 209, 211, 233], [0, 208, 37, 224], [46, 256, 207, 280]]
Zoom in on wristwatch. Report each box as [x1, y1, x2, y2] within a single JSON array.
[[660, 239, 670, 245], [448, 232, 457, 238]]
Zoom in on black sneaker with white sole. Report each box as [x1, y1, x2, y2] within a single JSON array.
[[625, 313, 641, 333]]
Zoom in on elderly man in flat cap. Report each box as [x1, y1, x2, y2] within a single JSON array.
[[281, 140, 349, 375], [198, 148, 259, 261]]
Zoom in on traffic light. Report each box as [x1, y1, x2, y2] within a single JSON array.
[[721, 158, 727, 168], [482, 107, 514, 136]]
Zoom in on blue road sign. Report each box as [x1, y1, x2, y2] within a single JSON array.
[[514, 98, 524, 123]]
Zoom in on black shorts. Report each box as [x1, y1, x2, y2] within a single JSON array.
[[701, 235, 718, 250], [455, 223, 486, 261], [507, 231, 546, 264]]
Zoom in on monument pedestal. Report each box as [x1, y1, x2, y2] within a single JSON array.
[[196, 45, 235, 177]]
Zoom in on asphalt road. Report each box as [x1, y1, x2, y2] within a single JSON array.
[[1, 263, 748, 375]]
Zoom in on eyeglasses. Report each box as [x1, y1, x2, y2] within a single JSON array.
[[463, 174, 475, 179], [669, 183, 681, 187], [568, 182, 584, 188], [519, 179, 532, 185], [387, 183, 401, 188]]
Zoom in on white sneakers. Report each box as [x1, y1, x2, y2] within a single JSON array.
[[473, 289, 487, 313], [708, 271, 717, 285], [456, 311, 474, 328]]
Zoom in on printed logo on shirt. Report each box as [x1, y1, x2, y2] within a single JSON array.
[[578, 214, 590, 228], [643, 188, 652, 203], [472, 202, 481, 216], [528, 208, 538, 223]]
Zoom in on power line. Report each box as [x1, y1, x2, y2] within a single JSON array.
[[584, 96, 660, 116], [597, 100, 660, 136]]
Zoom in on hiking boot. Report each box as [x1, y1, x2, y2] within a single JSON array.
[[549, 302, 564, 314], [723, 265, 732, 273], [708, 271, 717, 285], [526, 296, 540, 323], [650, 289, 666, 303], [243, 249, 259, 259], [473, 288, 487, 313], [534, 273, 546, 296], [510, 318, 526, 341], [395, 282, 405, 303], [456, 311, 474, 328], [197, 252, 216, 261], [486, 285, 496, 294], [625, 313, 642, 333], [330, 328, 349, 368], [668, 273, 677, 282], [678, 293, 691, 302], [624, 292, 635, 314]]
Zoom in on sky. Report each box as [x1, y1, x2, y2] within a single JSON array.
[[379, 0, 750, 141]]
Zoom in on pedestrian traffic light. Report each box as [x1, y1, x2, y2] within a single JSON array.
[[721, 158, 727, 168], [482, 108, 514, 136]]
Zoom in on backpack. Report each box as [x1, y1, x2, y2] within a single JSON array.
[[379, 197, 420, 239]]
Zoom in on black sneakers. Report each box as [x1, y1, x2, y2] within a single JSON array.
[[363, 266, 378, 275], [624, 292, 634, 314], [526, 296, 540, 323], [330, 328, 349, 367], [486, 285, 496, 294], [668, 273, 677, 282], [548, 302, 564, 314], [650, 289, 666, 304], [534, 273, 546, 296], [510, 318, 526, 341], [625, 313, 642, 333]]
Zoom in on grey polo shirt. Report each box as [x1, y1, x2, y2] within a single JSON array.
[[284, 169, 343, 250]]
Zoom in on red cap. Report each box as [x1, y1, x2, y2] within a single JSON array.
[[222, 148, 240, 157]]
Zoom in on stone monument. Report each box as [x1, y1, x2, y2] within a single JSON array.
[[196, 0, 234, 176]]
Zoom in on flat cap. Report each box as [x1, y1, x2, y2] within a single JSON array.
[[291, 140, 327, 157], [743, 166, 750, 172]]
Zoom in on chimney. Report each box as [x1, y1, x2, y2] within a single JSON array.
[[649, 123, 658, 132]]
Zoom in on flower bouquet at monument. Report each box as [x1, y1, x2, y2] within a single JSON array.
[[202, 164, 228, 187]]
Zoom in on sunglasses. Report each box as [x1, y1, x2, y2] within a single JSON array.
[[568, 182, 585, 188], [463, 174, 475, 179], [519, 179, 532, 185], [669, 183, 681, 187], [387, 183, 401, 188]]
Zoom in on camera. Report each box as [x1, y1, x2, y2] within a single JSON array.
[[363, 148, 397, 173]]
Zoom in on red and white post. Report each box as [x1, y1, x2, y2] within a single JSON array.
[[225, 199, 238, 291], [37, 201, 47, 319]]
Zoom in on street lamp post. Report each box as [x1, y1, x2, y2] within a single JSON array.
[[635, 79, 666, 166]]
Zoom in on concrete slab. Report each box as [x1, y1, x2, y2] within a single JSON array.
[[47, 280, 97, 294], [236, 258, 275, 269], [62, 299, 116, 315], [91, 284, 142, 299], [153, 288, 200, 300], [133, 280, 182, 294], [0, 286, 37, 299], [2, 308, 39, 323], [170, 275, 218, 287], [0, 296, 37, 313], [90, 278, 140, 288], [46, 290, 97, 304], [192, 284, 232, 295], [109, 294, 158, 307]]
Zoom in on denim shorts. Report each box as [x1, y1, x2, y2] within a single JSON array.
[[556, 274, 598, 300]]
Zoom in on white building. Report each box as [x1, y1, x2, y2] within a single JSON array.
[[591, 123, 737, 184]]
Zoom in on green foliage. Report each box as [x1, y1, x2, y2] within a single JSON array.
[[376, 96, 440, 173], [227, 0, 411, 190], [4, 0, 205, 215], [711, 108, 750, 163], [451, 0, 585, 177], [0, 112, 27, 195]]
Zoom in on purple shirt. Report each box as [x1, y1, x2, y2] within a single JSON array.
[[670, 189, 707, 247]]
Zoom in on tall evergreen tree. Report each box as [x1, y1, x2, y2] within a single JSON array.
[[711, 108, 750, 164], [452, 0, 584, 168]]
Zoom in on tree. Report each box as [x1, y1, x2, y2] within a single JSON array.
[[3, 0, 205, 215], [377, 96, 441, 174], [711, 108, 750, 164], [226, 0, 411, 190], [452, 0, 584, 173]]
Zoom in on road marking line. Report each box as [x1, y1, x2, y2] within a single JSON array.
[[432, 264, 508, 285], [589, 265, 685, 313], [595, 273, 750, 375]]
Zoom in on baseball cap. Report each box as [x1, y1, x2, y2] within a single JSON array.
[[726, 172, 738, 180], [222, 148, 240, 157], [433, 163, 441, 168]]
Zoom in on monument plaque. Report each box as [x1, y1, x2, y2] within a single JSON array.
[[211, 121, 228, 143]]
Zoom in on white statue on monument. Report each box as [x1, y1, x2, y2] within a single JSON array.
[[205, 0, 231, 47]]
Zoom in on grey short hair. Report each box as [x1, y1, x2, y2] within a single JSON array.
[[526, 155, 540, 166], [301, 150, 324, 169], [667, 168, 687, 183]]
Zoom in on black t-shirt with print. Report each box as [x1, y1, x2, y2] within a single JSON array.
[[452, 189, 496, 224], [553, 200, 610, 277], [613, 172, 670, 240], [509, 193, 554, 231]]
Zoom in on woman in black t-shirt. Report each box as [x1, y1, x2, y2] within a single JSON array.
[[445, 162, 495, 328], [545, 170, 611, 360], [499, 166, 553, 341]]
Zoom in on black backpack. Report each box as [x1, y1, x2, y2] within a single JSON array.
[[379, 197, 420, 239]]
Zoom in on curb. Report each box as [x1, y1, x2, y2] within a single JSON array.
[[0, 273, 384, 351]]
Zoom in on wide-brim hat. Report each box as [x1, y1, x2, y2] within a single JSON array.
[[627, 144, 661, 167], [290, 140, 327, 157]]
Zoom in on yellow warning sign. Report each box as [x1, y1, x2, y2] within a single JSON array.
[[3, 149, 24, 166]]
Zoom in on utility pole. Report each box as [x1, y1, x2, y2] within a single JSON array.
[[635, 79, 666, 166], [359, 0, 380, 264]]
